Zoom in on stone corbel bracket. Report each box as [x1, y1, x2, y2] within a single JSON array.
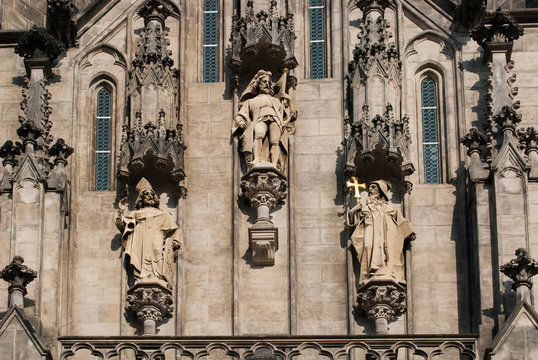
[[355, 280, 406, 334], [126, 281, 173, 335], [241, 164, 287, 266], [229, 0, 297, 75]]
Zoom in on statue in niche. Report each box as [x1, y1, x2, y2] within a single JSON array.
[[115, 178, 182, 289], [232, 69, 297, 171], [346, 180, 415, 285]]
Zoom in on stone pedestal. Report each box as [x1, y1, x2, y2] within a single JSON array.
[[356, 280, 406, 334], [126, 280, 173, 335], [241, 163, 287, 266]]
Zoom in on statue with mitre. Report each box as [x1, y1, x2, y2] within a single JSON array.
[[115, 178, 182, 289]]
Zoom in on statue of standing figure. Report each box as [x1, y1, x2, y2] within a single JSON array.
[[346, 180, 415, 285], [232, 69, 297, 171], [115, 178, 182, 289]]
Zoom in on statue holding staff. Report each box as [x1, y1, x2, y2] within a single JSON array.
[[232, 69, 297, 171]]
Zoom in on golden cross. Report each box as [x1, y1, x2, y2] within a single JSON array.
[[346, 177, 366, 202]]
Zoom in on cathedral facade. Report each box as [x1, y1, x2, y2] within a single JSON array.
[[0, 0, 537, 359]]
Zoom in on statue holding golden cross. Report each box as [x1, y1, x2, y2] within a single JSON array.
[[346, 176, 366, 202]]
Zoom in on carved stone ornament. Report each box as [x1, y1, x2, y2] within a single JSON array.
[[343, 105, 413, 192], [241, 164, 287, 266], [0, 256, 37, 308], [47, 0, 79, 48], [469, 8, 524, 47], [241, 165, 287, 221], [500, 248, 538, 304], [119, 0, 185, 192], [356, 281, 406, 334], [346, 5, 413, 193], [126, 281, 173, 335], [229, 0, 297, 74], [461, 128, 489, 182], [0, 66, 73, 192], [14, 25, 65, 74]]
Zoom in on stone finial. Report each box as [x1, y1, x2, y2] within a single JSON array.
[[47, 0, 79, 48], [137, 0, 173, 25], [500, 248, 538, 304], [493, 106, 522, 135], [48, 138, 74, 166], [14, 25, 65, 60], [469, 8, 523, 47], [461, 128, 488, 156], [126, 282, 173, 335], [0, 256, 37, 308], [356, 282, 406, 334], [0, 140, 22, 168], [355, 0, 392, 13]]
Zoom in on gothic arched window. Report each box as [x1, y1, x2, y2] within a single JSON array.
[[95, 87, 112, 190], [203, 0, 219, 82], [421, 77, 441, 184], [309, 0, 327, 78]]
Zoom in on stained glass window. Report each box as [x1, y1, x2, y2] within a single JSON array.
[[95, 88, 112, 190], [203, 0, 218, 82], [421, 78, 440, 184], [310, 0, 326, 78]]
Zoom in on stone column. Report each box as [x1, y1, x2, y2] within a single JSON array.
[[0, 256, 37, 308]]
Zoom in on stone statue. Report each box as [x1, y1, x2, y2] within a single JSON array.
[[346, 180, 415, 285], [115, 178, 182, 289], [232, 69, 297, 171]]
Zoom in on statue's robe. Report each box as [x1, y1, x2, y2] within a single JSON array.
[[120, 206, 181, 286], [347, 200, 413, 285]]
